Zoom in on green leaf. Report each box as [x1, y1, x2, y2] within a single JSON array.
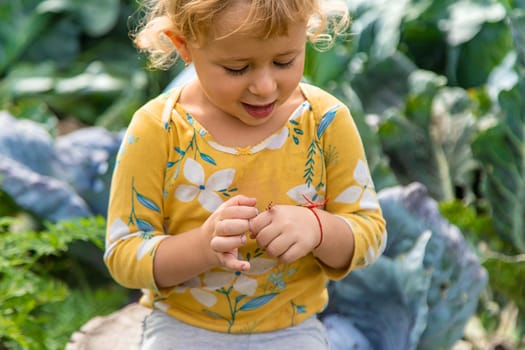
[[0, 190, 21, 217], [40, 287, 128, 349], [0, 216, 112, 348], [347, 0, 432, 63], [472, 88, 525, 252], [70, 0, 121, 37], [367, 0, 410, 62], [0, 0, 53, 75], [471, 6, 525, 252], [401, 9, 448, 74], [327, 82, 397, 191], [482, 256, 525, 311], [440, 200, 525, 312], [349, 52, 417, 116], [22, 18, 81, 68], [379, 70, 478, 201], [304, 43, 351, 87], [439, 1, 506, 46], [487, 51, 519, 102], [454, 21, 513, 87]]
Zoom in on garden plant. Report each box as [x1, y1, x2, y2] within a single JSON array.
[[0, 0, 524, 349]]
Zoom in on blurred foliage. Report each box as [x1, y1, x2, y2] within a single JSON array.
[[303, 0, 525, 347], [0, 0, 182, 131], [305, 0, 525, 257], [0, 216, 128, 350], [0, 0, 524, 348], [0, 1, 162, 348]]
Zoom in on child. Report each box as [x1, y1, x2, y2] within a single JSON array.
[[104, 0, 387, 349]]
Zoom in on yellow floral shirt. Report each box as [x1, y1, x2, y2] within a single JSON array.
[[104, 83, 387, 334]]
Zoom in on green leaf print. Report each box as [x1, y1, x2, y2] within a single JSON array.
[[289, 120, 304, 145], [136, 218, 154, 233], [186, 113, 195, 125], [129, 177, 159, 232], [235, 295, 248, 304], [290, 300, 307, 326], [239, 293, 279, 311], [304, 141, 317, 186], [218, 188, 238, 198], [202, 309, 230, 321], [317, 105, 339, 138], [199, 152, 217, 166], [136, 192, 161, 212], [174, 147, 186, 156], [165, 115, 217, 186]]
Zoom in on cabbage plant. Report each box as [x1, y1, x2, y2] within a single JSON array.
[[323, 183, 488, 349], [0, 111, 122, 221]]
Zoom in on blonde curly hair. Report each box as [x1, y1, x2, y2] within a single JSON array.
[[132, 0, 350, 70]]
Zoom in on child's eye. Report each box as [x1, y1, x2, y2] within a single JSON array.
[[224, 66, 248, 75], [274, 59, 294, 68]]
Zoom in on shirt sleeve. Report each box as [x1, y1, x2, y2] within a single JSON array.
[[318, 101, 387, 280], [103, 94, 173, 293]]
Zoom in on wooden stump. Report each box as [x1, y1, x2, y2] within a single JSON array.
[[66, 303, 150, 350]]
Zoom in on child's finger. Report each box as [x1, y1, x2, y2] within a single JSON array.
[[210, 234, 246, 252], [216, 218, 251, 236], [221, 206, 259, 220], [248, 210, 273, 236], [221, 195, 257, 209], [221, 252, 250, 272]]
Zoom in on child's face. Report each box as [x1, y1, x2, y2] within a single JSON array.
[[186, 5, 307, 127]]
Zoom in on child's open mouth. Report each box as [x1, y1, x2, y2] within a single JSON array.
[[242, 102, 275, 119]]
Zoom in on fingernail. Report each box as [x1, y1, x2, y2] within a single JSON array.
[[240, 235, 246, 244]]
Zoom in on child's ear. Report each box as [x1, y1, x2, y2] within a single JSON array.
[[164, 31, 192, 64]]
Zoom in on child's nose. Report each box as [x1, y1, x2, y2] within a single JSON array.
[[249, 69, 277, 97]]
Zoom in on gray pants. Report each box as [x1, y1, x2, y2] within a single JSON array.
[[141, 310, 329, 350]]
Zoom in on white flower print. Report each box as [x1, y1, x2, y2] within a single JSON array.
[[175, 158, 235, 212], [287, 184, 325, 205], [335, 159, 379, 210], [104, 218, 169, 261], [141, 290, 171, 312], [364, 230, 388, 266], [174, 257, 276, 307], [136, 235, 169, 261], [174, 275, 218, 307], [229, 257, 276, 295], [104, 218, 131, 260], [107, 217, 129, 243], [335, 216, 387, 268]]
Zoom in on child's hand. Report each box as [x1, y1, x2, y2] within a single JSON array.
[[202, 195, 258, 272], [249, 204, 321, 263]]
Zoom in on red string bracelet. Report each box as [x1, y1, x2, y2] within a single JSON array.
[[302, 195, 329, 249]]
